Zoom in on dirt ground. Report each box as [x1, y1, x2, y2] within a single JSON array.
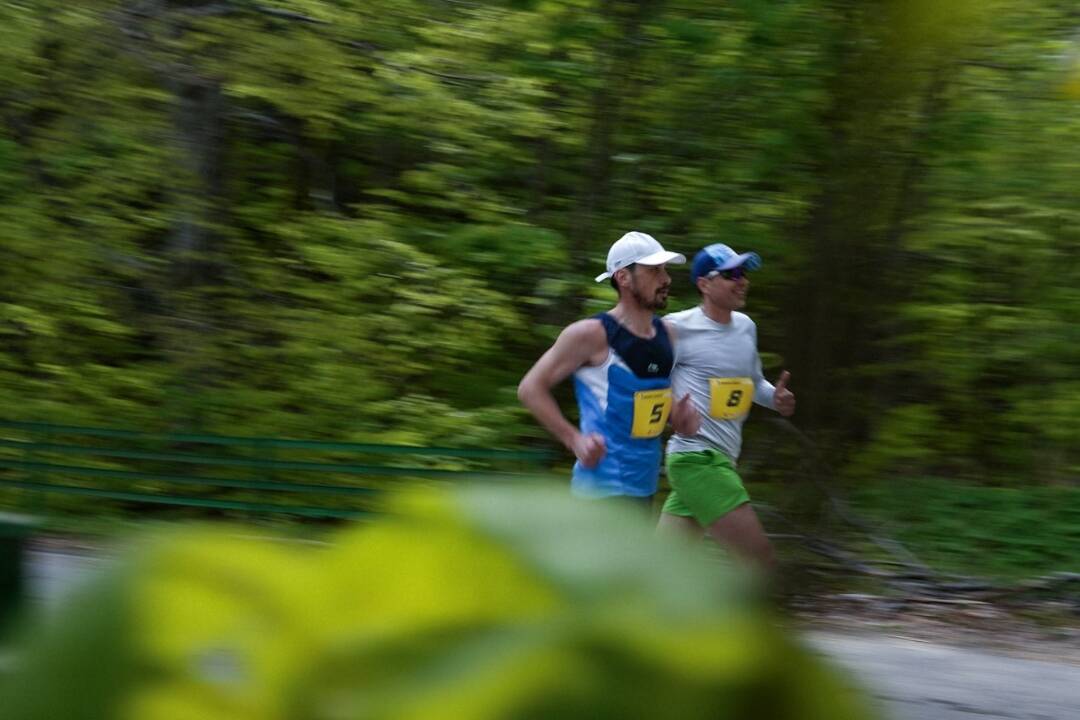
[[790, 592, 1080, 666]]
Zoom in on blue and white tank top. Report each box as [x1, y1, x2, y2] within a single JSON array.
[[571, 313, 674, 498]]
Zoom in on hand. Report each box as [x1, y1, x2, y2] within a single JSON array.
[[571, 432, 606, 468], [773, 371, 795, 417], [670, 393, 701, 436]]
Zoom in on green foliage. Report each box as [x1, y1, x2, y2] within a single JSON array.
[[0, 0, 1076, 543], [851, 479, 1080, 580], [0, 485, 875, 719]]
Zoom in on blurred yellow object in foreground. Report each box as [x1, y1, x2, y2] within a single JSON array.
[[1063, 42, 1080, 99], [1064, 74, 1080, 99], [0, 485, 875, 719]]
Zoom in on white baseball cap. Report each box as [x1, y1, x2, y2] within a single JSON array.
[[594, 231, 686, 282]]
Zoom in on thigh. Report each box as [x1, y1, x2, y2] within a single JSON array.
[[656, 511, 703, 541], [706, 502, 765, 543], [705, 502, 774, 567]]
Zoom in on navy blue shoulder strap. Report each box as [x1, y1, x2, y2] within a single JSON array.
[[652, 315, 671, 344], [594, 313, 673, 379]]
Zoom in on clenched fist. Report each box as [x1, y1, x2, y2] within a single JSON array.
[[773, 371, 795, 417]]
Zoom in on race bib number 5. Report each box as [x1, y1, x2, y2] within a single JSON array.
[[631, 388, 672, 438], [709, 377, 753, 420]]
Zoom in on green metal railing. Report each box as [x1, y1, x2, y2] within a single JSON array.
[[0, 420, 554, 520]]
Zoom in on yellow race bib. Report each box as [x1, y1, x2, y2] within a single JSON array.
[[709, 377, 753, 420], [631, 388, 672, 438]]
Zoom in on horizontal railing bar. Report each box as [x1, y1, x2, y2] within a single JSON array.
[[0, 441, 512, 476], [0, 459, 548, 485], [0, 420, 550, 460], [0, 460, 379, 494], [0, 479, 366, 518]]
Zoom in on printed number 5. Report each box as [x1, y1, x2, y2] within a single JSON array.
[[649, 403, 664, 423], [726, 390, 743, 408]]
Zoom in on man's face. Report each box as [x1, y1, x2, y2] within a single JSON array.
[[699, 265, 749, 311], [621, 264, 671, 310]]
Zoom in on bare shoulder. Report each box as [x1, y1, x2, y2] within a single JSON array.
[[558, 318, 608, 358], [519, 318, 608, 388], [562, 317, 606, 341], [559, 318, 610, 368]]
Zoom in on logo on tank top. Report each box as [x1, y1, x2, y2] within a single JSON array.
[[647, 363, 659, 374]]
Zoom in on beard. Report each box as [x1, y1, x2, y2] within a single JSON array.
[[631, 284, 669, 311]]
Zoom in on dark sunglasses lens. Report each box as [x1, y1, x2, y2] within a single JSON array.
[[720, 267, 746, 280]]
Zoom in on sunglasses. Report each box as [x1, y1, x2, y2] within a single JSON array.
[[706, 266, 748, 281]]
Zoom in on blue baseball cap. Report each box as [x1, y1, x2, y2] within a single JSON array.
[[690, 243, 762, 284]]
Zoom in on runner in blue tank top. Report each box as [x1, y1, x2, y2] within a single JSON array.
[[518, 231, 701, 504]]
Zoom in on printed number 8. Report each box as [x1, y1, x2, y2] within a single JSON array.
[[649, 403, 664, 423], [726, 390, 743, 408]]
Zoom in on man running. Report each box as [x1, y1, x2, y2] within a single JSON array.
[[658, 243, 795, 567], [518, 231, 700, 507]]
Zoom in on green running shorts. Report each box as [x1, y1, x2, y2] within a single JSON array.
[[662, 449, 749, 526]]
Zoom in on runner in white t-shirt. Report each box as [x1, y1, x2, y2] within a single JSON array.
[[658, 244, 795, 569]]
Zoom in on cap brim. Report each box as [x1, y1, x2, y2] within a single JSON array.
[[718, 251, 762, 271], [595, 250, 686, 282], [636, 250, 686, 266]]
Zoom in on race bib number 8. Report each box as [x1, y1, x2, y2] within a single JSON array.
[[631, 388, 672, 438], [709, 377, 753, 420]]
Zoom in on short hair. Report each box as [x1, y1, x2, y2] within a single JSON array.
[[609, 263, 636, 292]]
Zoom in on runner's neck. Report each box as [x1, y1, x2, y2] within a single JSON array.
[[608, 303, 656, 339], [701, 300, 733, 325]]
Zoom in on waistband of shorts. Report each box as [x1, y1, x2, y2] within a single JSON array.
[[667, 449, 735, 466]]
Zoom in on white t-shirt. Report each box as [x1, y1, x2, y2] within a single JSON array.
[[665, 307, 775, 462]]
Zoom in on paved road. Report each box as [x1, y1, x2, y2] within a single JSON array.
[[805, 631, 1080, 720], [19, 549, 1080, 720], [23, 549, 113, 609]]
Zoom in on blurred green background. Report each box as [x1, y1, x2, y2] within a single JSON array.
[[0, 0, 1077, 581]]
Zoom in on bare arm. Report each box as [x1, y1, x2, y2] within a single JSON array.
[[517, 320, 608, 466]]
